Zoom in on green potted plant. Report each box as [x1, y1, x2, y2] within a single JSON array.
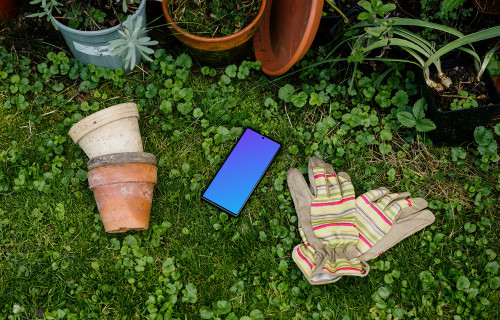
[[161, 0, 267, 65], [348, 0, 500, 145], [28, 0, 157, 71]]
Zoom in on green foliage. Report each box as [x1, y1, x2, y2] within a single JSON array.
[[108, 16, 158, 71], [0, 21, 499, 319], [450, 91, 478, 110], [396, 98, 436, 132], [440, 0, 465, 14]]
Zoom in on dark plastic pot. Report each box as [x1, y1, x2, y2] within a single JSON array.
[[54, 0, 147, 71], [418, 59, 500, 146], [313, 6, 364, 47], [0, 0, 19, 23]]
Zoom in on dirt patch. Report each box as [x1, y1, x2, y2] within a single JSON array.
[[429, 63, 494, 111]]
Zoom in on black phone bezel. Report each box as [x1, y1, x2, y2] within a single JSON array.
[[201, 128, 281, 217]]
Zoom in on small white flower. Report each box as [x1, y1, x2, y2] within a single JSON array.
[[13, 304, 21, 314]]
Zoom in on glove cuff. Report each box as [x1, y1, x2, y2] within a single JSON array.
[[293, 244, 370, 285]]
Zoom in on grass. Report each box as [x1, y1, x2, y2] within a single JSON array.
[[1, 12, 499, 320]]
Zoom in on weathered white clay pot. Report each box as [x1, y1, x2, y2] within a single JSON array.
[[68, 103, 143, 158]]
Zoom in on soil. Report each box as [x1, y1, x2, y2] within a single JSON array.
[[169, 0, 262, 37], [429, 64, 495, 111], [30, 0, 143, 31]]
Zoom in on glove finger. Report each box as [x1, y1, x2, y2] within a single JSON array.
[[359, 187, 390, 203], [377, 192, 411, 209], [308, 157, 329, 198], [338, 172, 355, 199], [324, 162, 342, 202], [356, 201, 392, 255], [292, 243, 317, 280], [287, 168, 314, 222], [381, 194, 427, 222], [396, 198, 429, 221], [359, 209, 435, 261]]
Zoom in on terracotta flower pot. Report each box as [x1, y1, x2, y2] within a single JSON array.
[[494, 76, 500, 93], [0, 0, 19, 23], [87, 152, 157, 233], [253, 0, 324, 76], [68, 103, 143, 159], [472, 0, 500, 14], [161, 0, 267, 65]]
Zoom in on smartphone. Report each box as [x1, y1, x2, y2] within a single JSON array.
[[202, 128, 281, 217]]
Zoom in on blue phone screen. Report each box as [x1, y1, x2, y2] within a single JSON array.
[[202, 129, 281, 216]]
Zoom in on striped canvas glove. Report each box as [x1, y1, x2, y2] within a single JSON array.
[[288, 157, 370, 285], [355, 187, 435, 261]]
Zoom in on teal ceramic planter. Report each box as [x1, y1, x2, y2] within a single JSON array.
[[54, 0, 146, 71]]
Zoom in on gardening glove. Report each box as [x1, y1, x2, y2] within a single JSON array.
[[288, 157, 370, 285], [355, 187, 435, 261]]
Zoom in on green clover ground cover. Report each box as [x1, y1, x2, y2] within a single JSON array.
[[0, 40, 499, 319]]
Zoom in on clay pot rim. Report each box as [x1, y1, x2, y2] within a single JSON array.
[[254, 0, 324, 76], [88, 152, 157, 170], [88, 162, 158, 189], [161, 0, 267, 50], [68, 103, 140, 144]]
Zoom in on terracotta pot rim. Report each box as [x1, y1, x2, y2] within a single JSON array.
[[88, 152, 157, 170], [88, 163, 157, 189], [254, 0, 324, 76], [68, 103, 140, 144], [161, 0, 267, 49]]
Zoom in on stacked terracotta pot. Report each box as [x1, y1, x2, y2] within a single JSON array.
[[68, 103, 157, 233]]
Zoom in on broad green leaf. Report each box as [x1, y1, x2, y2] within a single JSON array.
[[182, 283, 198, 303], [474, 126, 493, 145], [415, 118, 436, 132], [375, 90, 392, 108], [494, 123, 500, 136], [456, 276, 470, 290], [397, 111, 416, 128], [412, 98, 426, 120], [291, 91, 308, 108], [379, 143, 392, 155], [225, 65, 237, 78], [278, 84, 294, 103], [249, 309, 265, 319], [229, 281, 244, 295], [216, 300, 231, 315], [391, 90, 409, 108], [199, 307, 213, 319], [440, 0, 465, 13], [380, 129, 393, 141], [377, 286, 391, 300]]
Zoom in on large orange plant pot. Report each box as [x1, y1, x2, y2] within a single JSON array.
[[472, 0, 500, 14], [87, 153, 157, 233], [494, 76, 500, 93], [162, 0, 267, 65], [254, 0, 324, 76], [0, 0, 19, 23]]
